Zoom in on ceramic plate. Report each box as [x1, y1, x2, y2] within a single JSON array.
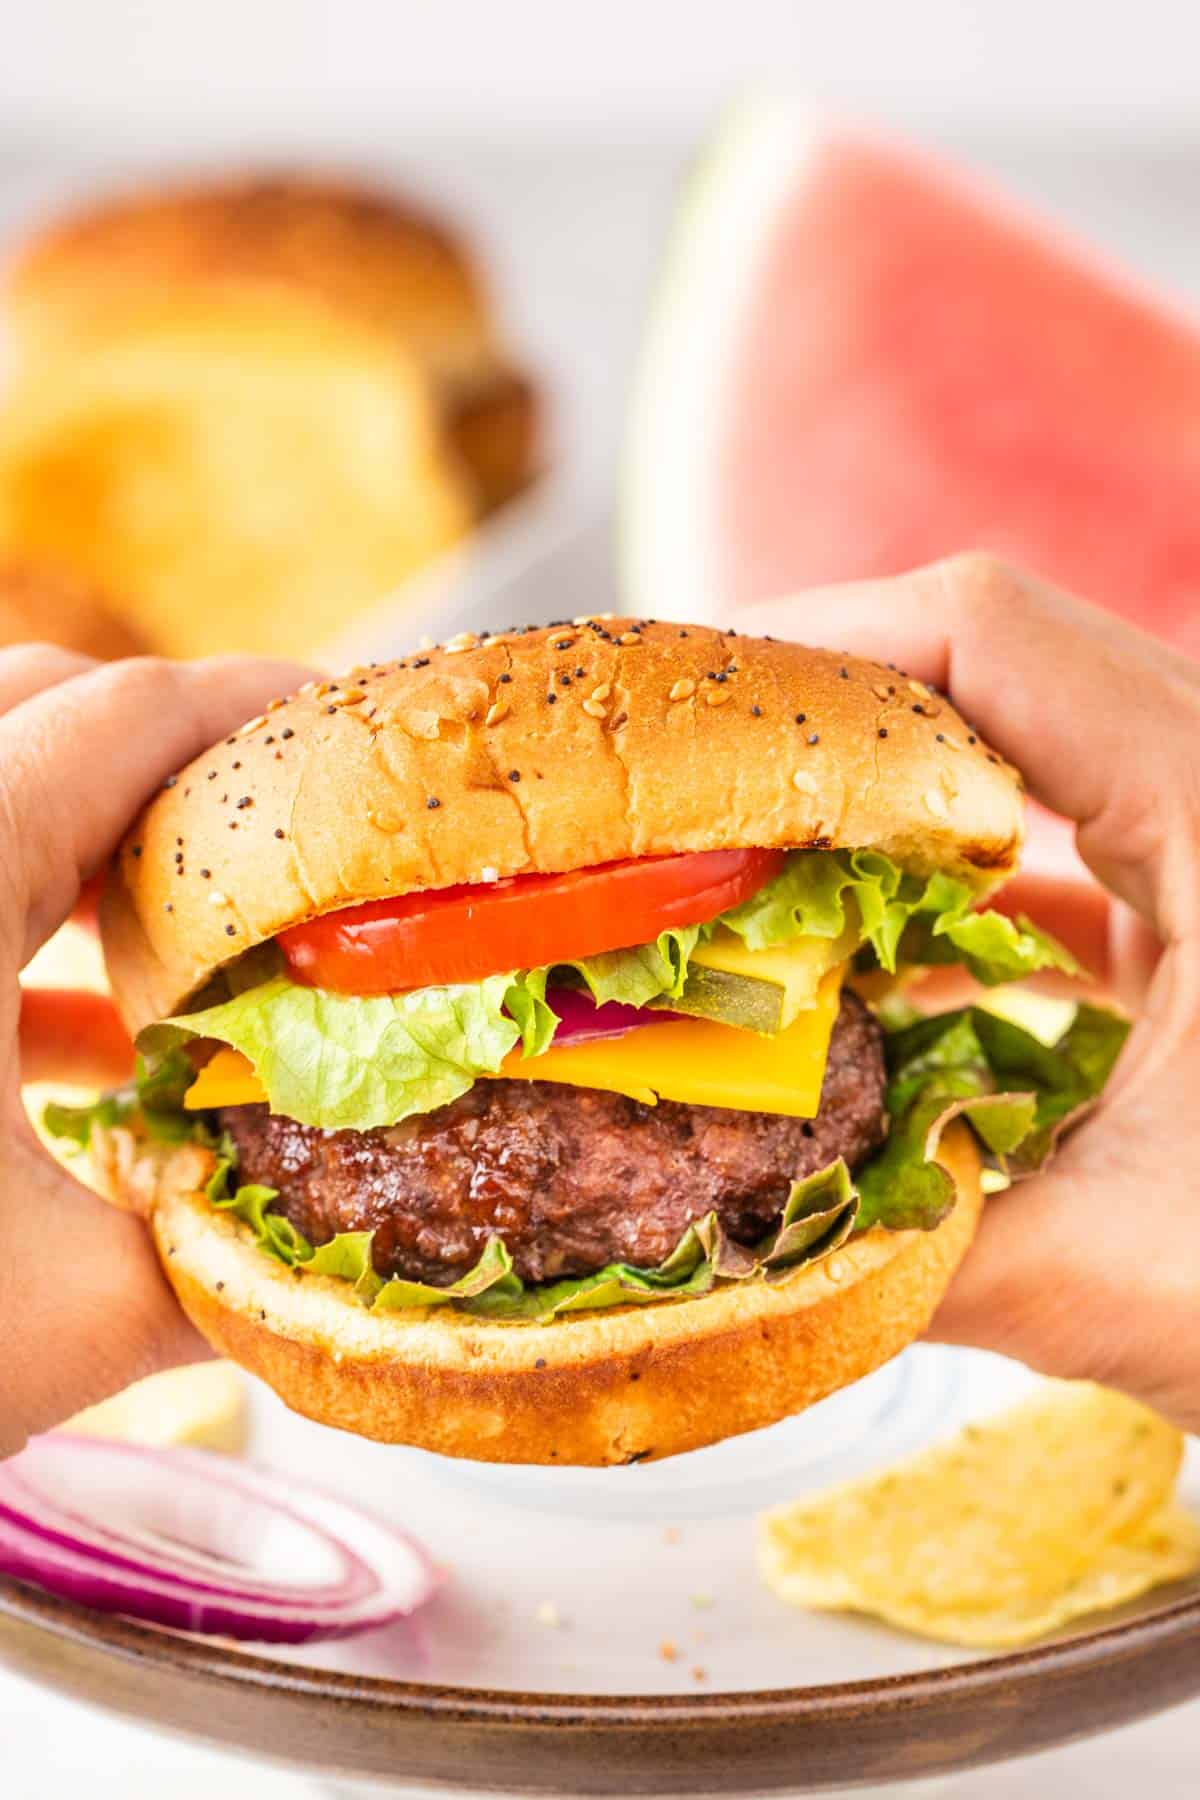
[[3, 1346, 1200, 1794]]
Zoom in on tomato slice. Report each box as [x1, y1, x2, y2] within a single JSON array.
[[278, 848, 785, 995]]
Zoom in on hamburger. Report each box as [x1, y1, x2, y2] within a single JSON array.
[[5, 172, 537, 515], [0, 172, 541, 662], [51, 620, 1125, 1465]]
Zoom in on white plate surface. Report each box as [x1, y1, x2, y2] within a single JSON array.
[[233, 1345, 1199, 1697]]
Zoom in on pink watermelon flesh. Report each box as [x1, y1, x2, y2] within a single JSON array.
[[725, 132, 1200, 658]]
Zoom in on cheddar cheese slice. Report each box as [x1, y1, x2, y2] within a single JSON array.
[[185, 1045, 269, 1111], [494, 966, 842, 1116], [184, 966, 844, 1119]]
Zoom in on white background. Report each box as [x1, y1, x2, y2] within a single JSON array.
[[3, 1, 1200, 143], [3, 5, 1200, 1795]]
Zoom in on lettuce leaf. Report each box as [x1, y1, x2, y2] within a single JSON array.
[[43, 1048, 201, 1148], [562, 924, 704, 1007], [191, 1003, 1128, 1323], [140, 969, 556, 1131], [856, 1001, 1130, 1232], [206, 1155, 860, 1325], [722, 850, 1079, 985]]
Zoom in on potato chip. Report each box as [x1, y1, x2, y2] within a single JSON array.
[[66, 1363, 248, 1453], [759, 1382, 1198, 1647], [893, 1505, 1200, 1648]]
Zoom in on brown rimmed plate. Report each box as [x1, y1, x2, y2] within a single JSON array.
[[2, 1350, 1198, 1794]]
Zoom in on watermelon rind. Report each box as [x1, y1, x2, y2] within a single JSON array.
[[620, 95, 823, 621]]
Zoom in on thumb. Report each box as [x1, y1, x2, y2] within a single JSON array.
[[738, 554, 1200, 941]]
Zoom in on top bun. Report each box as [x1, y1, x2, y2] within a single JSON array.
[[6, 173, 537, 513], [101, 619, 1024, 1033]]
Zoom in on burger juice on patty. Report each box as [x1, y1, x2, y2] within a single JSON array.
[[219, 992, 888, 1287]]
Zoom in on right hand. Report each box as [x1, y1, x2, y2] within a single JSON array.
[[740, 554, 1200, 1430]]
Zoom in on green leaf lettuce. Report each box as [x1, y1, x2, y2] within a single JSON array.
[[43, 1047, 200, 1147], [140, 968, 556, 1131], [722, 850, 1079, 985]]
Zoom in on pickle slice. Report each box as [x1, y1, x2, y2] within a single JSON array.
[[649, 964, 786, 1034]]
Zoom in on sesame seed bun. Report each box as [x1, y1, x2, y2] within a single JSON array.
[[101, 620, 1024, 1035], [99, 1123, 982, 1466], [6, 172, 537, 514]]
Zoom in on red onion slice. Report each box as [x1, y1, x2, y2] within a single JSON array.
[[0, 1434, 437, 1643], [548, 987, 676, 1044]]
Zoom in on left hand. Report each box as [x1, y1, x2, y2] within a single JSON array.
[[2, 645, 307, 1458]]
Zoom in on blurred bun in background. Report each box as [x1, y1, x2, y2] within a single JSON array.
[[0, 286, 474, 657], [0, 556, 145, 657], [6, 174, 539, 514], [0, 173, 540, 657]]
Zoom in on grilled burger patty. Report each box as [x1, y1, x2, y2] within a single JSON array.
[[218, 990, 888, 1287]]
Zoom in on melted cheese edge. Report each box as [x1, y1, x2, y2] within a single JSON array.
[[185, 961, 846, 1120]]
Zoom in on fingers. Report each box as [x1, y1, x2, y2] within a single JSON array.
[[923, 1168, 1130, 1379], [0, 1123, 208, 1456], [1109, 903, 1165, 1013], [19, 989, 135, 1087], [0, 653, 313, 968], [0, 643, 97, 715], [740, 555, 1200, 937], [925, 1155, 1200, 1432]]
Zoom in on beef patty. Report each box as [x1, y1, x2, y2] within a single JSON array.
[[218, 990, 888, 1286]]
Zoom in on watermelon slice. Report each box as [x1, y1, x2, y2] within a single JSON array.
[[623, 98, 1200, 658]]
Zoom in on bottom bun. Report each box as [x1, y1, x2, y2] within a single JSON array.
[[136, 1124, 983, 1466]]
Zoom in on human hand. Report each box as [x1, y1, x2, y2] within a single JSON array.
[[2, 646, 306, 1458], [740, 554, 1200, 1431]]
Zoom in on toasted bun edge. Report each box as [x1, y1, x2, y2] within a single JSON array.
[[141, 1124, 983, 1466]]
